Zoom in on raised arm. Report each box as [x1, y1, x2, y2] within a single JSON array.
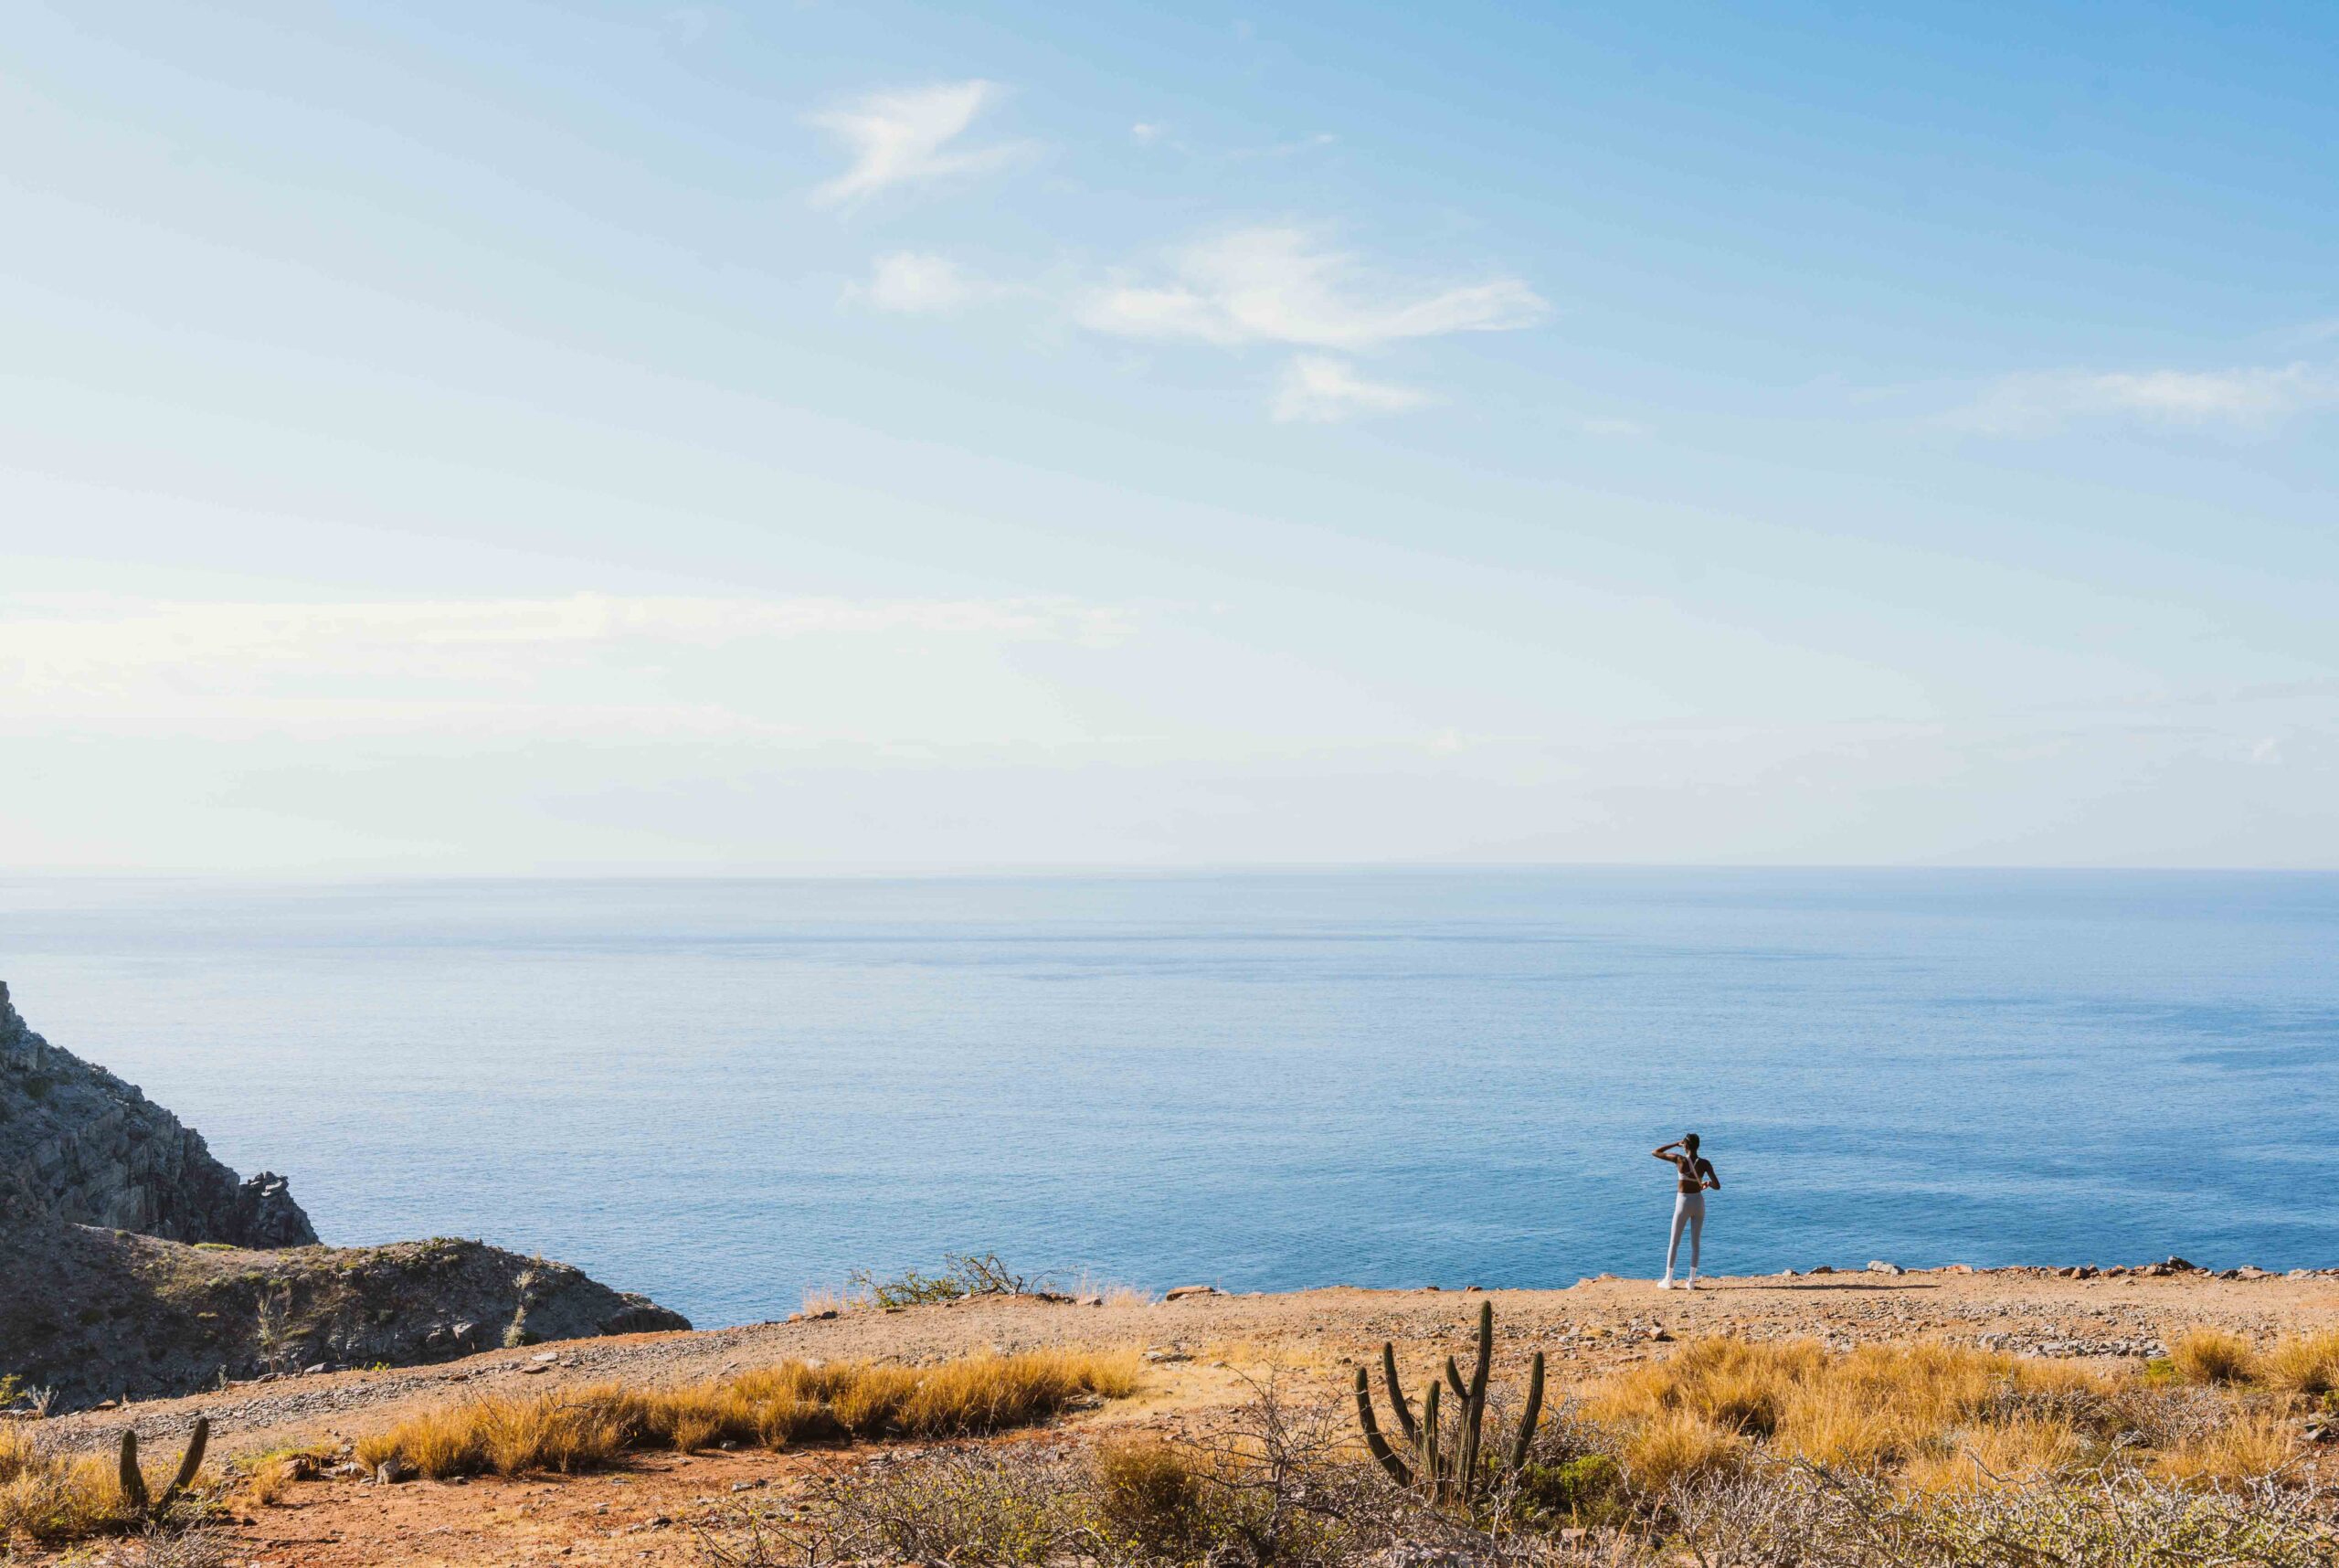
[[1651, 1141, 1681, 1160]]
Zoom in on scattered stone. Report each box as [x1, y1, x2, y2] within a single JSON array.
[[374, 1457, 415, 1485], [1163, 1286, 1221, 1301], [1809, 1265, 1836, 1275], [1867, 1261, 1905, 1277], [1943, 1263, 1974, 1274]]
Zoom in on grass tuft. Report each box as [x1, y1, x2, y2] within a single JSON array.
[[2260, 1329, 2339, 1398], [351, 1349, 1138, 1480], [2167, 1327, 2259, 1386]]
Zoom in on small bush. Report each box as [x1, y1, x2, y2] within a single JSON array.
[[1518, 1453, 1625, 1523], [1095, 1439, 1208, 1557], [2167, 1328, 2258, 1386], [846, 1252, 1041, 1309]]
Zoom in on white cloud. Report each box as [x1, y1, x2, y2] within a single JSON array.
[[806, 81, 1026, 208], [850, 251, 988, 313], [1948, 363, 2339, 436], [1130, 122, 1168, 145], [2250, 736, 2283, 766], [1227, 132, 1337, 161], [1272, 355, 1431, 422], [1076, 227, 1547, 352]]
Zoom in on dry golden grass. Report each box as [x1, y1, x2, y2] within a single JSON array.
[[1900, 1415, 2096, 1492], [1617, 1408, 1746, 1492], [353, 1349, 1140, 1480], [1072, 1273, 1158, 1308], [1576, 1334, 2295, 1497], [1582, 1337, 2126, 1478], [2150, 1409, 2299, 1489], [2260, 1329, 2339, 1398], [2168, 1327, 2259, 1385], [0, 1424, 219, 1545]]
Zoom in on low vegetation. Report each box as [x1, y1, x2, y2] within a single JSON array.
[[0, 1419, 217, 1546], [352, 1348, 1140, 1480], [811, 1252, 1153, 1314], [701, 1359, 2335, 1568], [696, 1315, 2335, 1568]]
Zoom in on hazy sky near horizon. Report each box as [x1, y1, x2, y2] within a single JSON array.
[[4, 1, 2335, 872]]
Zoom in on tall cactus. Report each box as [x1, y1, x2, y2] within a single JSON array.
[[118, 1417, 209, 1519], [1353, 1298, 1545, 1505]]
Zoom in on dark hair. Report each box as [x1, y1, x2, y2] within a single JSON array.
[[1682, 1132, 1700, 1153]]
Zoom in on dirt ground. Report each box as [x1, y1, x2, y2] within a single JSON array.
[[23, 1266, 2339, 1567]]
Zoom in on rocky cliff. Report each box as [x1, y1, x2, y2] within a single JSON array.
[[1, 982, 690, 1410], [0, 1208, 689, 1409], [0, 980, 316, 1247]]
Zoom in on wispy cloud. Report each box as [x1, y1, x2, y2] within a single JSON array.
[[806, 81, 1027, 209], [1273, 355, 1430, 422], [1227, 132, 1337, 162], [2, 593, 1131, 695], [1947, 363, 2339, 436], [1129, 122, 1169, 146], [1076, 227, 1547, 351], [848, 251, 991, 313]]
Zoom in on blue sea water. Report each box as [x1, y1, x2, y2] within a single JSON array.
[[3, 870, 2334, 1327]]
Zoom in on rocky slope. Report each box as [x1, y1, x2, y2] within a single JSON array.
[[0, 980, 314, 1246], [0, 981, 688, 1410], [0, 1202, 687, 1409]]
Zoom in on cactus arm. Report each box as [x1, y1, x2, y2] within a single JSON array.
[[162, 1417, 210, 1507], [1507, 1351, 1546, 1474], [1379, 1342, 1418, 1446], [1353, 1366, 1414, 1486], [1458, 1298, 1492, 1498], [1444, 1355, 1468, 1404], [119, 1430, 150, 1513], [1421, 1379, 1443, 1495], [1468, 1299, 1493, 1404]]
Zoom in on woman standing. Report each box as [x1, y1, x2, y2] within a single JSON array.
[[1653, 1134, 1720, 1289]]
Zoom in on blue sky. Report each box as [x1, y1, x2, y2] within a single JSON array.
[[3, 0, 2334, 870]]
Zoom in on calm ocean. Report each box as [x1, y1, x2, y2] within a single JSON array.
[[5, 870, 2334, 1325]]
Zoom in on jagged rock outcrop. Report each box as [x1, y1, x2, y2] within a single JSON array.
[[0, 1215, 690, 1410], [1, 982, 690, 1408], [0, 980, 318, 1247]]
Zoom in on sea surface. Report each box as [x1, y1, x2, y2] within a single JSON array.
[[4, 870, 2334, 1326]]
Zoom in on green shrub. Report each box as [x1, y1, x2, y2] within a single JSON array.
[[1095, 1440, 1207, 1557], [1519, 1452, 1626, 1523]]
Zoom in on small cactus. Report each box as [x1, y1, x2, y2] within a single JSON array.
[[1354, 1299, 1543, 1504], [118, 1416, 208, 1518]]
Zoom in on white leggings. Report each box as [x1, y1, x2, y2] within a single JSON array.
[[1667, 1191, 1706, 1276]]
